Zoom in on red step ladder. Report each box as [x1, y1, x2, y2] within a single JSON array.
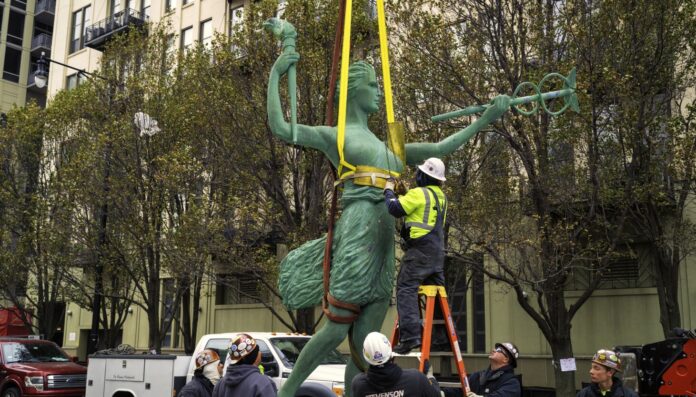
[[391, 285, 470, 393]]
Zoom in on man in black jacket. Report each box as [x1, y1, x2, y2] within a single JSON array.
[[576, 349, 638, 397], [352, 332, 441, 397], [466, 342, 521, 397], [180, 349, 223, 397], [212, 333, 277, 397]]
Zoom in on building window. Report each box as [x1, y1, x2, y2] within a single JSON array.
[[165, 0, 175, 12], [446, 256, 471, 352], [565, 247, 656, 290], [200, 19, 212, 48], [166, 34, 176, 56], [66, 73, 88, 90], [66, 74, 78, 90], [229, 5, 243, 36], [472, 268, 486, 353], [70, 5, 91, 53], [141, 0, 150, 18], [110, 0, 121, 16], [2, 46, 21, 83], [7, 10, 25, 46], [125, 0, 136, 12], [180, 26, 193, 50], [161, 279, 179, 348], [215, 273, 265, 305], [10, 0, 26, 10]]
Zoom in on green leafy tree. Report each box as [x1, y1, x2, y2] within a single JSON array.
[[578, 0, 696, 337], [0, 103, 77, 341], [387, 1, 686, 396]]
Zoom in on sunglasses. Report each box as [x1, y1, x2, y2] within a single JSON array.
[[494, 347, 509, 357]]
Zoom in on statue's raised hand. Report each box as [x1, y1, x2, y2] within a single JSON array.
[[273, 52, 300, 77], [481, 94, 511, 122]]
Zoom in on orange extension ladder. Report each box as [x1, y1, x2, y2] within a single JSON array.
[[391, 285, 470, 393]]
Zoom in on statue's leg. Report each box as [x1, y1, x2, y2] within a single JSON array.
[[344, 298, 391, 397], [278, 306, 352, 397]]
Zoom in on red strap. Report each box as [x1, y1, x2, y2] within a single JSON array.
[[322, 294, 359, 324]]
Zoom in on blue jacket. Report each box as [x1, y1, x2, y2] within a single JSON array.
[[212, 364, 277, 397], [468, 365, 520, 397], [576, 377, 638, 397], [179, 372, 214, 397]]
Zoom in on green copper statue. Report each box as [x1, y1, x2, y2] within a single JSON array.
[[267, 50, 510, 397]]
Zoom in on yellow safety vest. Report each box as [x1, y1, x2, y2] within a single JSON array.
[[399, 186, 447, 239]]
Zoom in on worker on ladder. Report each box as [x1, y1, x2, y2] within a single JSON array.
[[385, 157, 449, 355]]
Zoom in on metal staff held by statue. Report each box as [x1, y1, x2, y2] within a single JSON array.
[[264, 18, 298, 143], [432, 68, 580, 122]]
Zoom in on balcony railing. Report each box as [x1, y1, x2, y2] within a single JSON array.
[[31, 33, 52, 54], [85, 8, 147, 51], [35, 0, 56, 25]]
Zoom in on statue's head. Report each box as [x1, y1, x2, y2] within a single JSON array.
[[335, 61, 382, 114]]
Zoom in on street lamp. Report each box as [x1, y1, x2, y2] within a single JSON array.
[[34, 51, 107, 89]]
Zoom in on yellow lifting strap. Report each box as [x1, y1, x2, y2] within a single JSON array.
[[336, 0, 403, 181]]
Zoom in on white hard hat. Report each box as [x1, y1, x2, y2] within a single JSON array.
[[417, 158, 446, 181], [363, 332, 392, 365]]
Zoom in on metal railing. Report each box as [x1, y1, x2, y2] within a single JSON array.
[[35, 0, 56, 14], [85, 8, 147, 46], [31, 33, 52, 50]]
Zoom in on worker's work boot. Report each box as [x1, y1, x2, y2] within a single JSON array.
[[393, 339, 421, 355]]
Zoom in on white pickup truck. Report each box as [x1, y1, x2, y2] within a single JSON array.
[[188, 332, 347, 397]]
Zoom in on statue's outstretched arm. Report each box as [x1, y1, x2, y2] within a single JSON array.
[[404, 95, 511, 166], [267, 52, 336, 156]]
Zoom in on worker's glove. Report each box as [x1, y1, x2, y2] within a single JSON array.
[[395, 179, 408, 195], [384, 178, 396, 192], [467, 391, 483, 397]]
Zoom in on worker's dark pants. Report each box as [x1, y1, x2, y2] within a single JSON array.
[[396, 238, 447, 345]]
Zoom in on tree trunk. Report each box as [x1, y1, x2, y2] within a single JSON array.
[[550, 334, 576, 397], [38, 301, 63, 342], [147, 307, 161, 353], [655, 247, 682, 337], [295, 308, 315, 334], [181, 283, 193, 353], [147, 275, 161, 353]]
